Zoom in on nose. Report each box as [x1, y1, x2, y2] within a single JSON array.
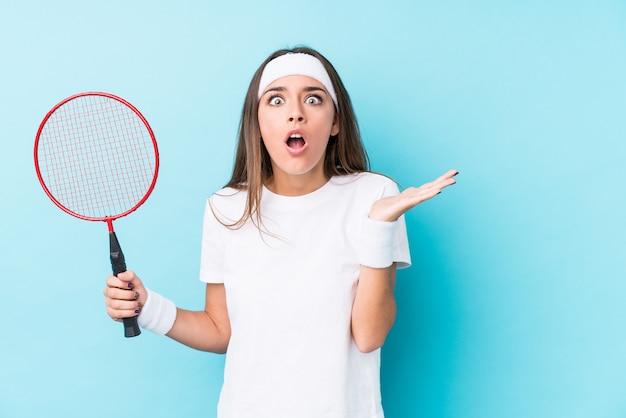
[[287, 103, 305, 123]]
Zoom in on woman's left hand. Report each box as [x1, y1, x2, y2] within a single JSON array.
[[369, 169, 458, 222]]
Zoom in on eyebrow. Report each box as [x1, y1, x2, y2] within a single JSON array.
[[262, 86, 328, 95]]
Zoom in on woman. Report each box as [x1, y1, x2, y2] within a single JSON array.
[[104, 46, 457, 417]]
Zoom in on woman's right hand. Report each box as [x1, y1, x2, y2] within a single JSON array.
[[103, 270, 148, 322]]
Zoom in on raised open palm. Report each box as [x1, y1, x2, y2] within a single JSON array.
[[369, 169, 458, 222]]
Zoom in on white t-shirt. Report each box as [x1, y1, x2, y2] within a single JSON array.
[[199, 172, 411, 418]]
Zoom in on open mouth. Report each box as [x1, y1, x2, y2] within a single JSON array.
[[286, 133, 306, 150]]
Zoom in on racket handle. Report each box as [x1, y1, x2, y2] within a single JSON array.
[[109, 231, 141, 338], [122, 316, 141, 338]]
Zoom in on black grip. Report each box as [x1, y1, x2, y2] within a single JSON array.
[[110, 231, 141, 337]]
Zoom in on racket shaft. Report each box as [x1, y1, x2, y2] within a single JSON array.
[[109, 232, 141, 337]]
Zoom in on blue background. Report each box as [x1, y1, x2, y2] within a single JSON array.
[[1, 1, 625, 417]]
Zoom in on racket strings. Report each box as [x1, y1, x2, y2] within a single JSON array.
[[37, 95, 157, 219]]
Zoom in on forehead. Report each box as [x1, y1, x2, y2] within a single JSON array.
[[263, 75, 326, 92]]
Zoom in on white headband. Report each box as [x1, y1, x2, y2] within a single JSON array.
[[257, 53, 338, 107]]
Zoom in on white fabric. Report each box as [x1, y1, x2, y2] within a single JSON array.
[[358, 217, 397, 268], [137, 288, 176, 335], [200, 172, 411, 418], [257, 53, 338, 107]]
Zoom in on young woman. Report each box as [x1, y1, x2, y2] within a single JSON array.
[[104, 46, 457, 417]]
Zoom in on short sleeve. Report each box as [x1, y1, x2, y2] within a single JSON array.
[[199, 196, 226, 284], [380, 180, 412, 269], [392, 215, 411, 269]]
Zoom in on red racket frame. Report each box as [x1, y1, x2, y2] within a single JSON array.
[[34, 92, 159, 232]]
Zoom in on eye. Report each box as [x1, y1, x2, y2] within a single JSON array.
[[305, 95, 322, 105], [268, 95, 284, 106]]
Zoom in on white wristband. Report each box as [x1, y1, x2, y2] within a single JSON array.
[[137, 288, 177, 335], [358, 217, 396, 268]]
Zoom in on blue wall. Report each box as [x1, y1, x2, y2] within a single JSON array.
[[1, 1, 624, 417]]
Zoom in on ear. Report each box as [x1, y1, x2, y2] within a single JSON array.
[[330, 114, 340, 136]]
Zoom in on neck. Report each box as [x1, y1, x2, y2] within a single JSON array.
[[266, 170, 329, 196]]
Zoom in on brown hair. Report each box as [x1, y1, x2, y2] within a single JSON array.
[[222, 46, 369, 229]]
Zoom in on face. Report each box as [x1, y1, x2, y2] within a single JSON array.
[[258, 75, 339, 194]]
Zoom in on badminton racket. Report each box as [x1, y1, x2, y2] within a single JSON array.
[[34, 92, 159, 338]]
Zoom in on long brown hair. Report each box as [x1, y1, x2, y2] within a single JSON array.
[[222, 46, 369, 229]]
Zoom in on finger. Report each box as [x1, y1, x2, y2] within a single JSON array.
[[433, 169, 458, 185], [105, 295, 143, 316], [106, 274, 133, 289], [436, 177, 456, 191], [106, 296, 142, 310], [428, 173, 457, 193], [106, 305, 141, 322], [407, 176, 455, 199], [116, 270, 138, 283], [106, 270, 141, 290], [104, 286, 140, 301], [439, 168, 459, 179]]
